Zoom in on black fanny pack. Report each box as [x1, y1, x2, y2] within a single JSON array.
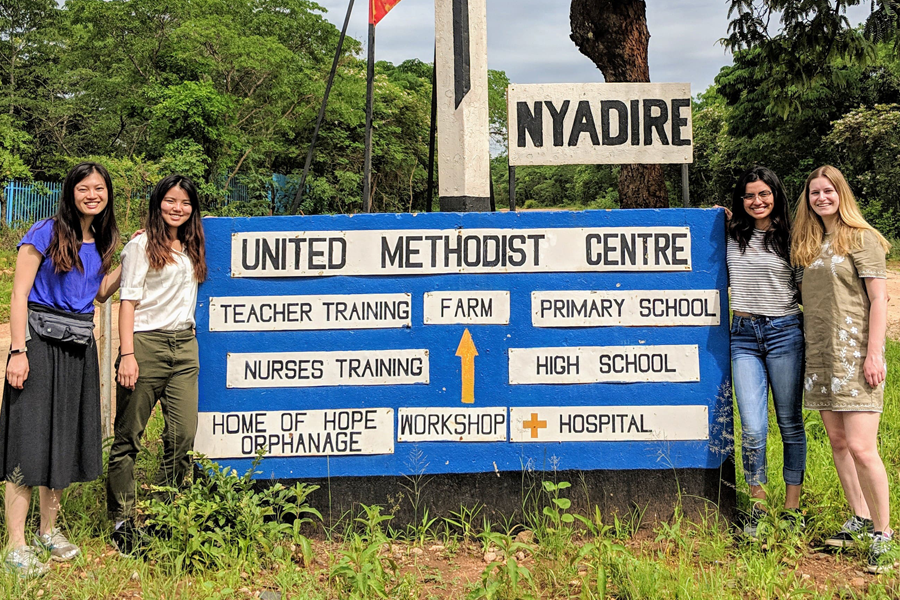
[[28, 303, 95, 346]]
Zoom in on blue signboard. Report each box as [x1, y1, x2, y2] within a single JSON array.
[[194, 209, 731, 480]]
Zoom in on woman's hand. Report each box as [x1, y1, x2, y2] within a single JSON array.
[[130, 229, 145, 240], [117, 354, 139, 390], [864, 352, 886, 388], [6, 353, 29, 389], [713, 205, 733, 221]]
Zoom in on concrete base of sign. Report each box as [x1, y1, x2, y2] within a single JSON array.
[[439, 195, 492, 212], [288, 461, 735, 527]]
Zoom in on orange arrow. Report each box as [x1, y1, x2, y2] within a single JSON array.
[[455, 328, 478, 404]]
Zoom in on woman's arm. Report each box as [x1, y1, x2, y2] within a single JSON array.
[[95, 231, 145, 303], [7, 246, 43, 389], [863, 277, 888, 388], [95, 264, 122, 303], [117, 299, 139, 389]]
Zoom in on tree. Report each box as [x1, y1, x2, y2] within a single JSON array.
[[721, 1, 894, 118], [0, 0, 56, 117], [827, 103, 900, 238], [569, 0, 668, 209], [686, 38, 900, 210]]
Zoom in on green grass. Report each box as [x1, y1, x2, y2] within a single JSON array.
[[1, 329, 900, 597], [0, 226, 25, 324]]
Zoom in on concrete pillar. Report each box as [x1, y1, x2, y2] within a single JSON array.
[[434, 0, 491, 212]]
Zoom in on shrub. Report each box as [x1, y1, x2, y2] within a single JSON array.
[[142, 452, 321, 572]]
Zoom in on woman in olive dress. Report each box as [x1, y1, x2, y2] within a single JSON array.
[[791, 165, 892, 573]]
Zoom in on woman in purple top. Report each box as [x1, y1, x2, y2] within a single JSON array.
[[0, 162, 121, 577]]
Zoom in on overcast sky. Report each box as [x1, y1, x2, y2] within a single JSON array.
[[313, 0, 871, 96]]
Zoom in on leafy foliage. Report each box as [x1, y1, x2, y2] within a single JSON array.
[[689, 40, 900, 217], [142, 451, 321, 572], [0, 115, 31, 181], [468, 531, 537, 600], [0, 0, 510, 216], [827, 103, 900, 238], [721, 1, 877, 118]]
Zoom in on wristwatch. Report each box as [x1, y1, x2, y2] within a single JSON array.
[[9, 347, 26, 355]]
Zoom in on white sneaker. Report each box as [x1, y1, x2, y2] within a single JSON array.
[[5, 545, 49, 577], [32, 528, 80, 562]]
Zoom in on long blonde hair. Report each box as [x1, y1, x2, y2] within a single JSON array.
[[790, 165, 890, 267]]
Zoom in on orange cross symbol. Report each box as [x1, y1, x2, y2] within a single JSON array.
[[523, 413, 547, 439]]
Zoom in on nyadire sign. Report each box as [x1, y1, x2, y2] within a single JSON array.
[[507, 82, 693, 166]]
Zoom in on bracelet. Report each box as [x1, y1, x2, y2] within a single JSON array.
[[120, 352, 134, 357], [9, 347, 26, 355]]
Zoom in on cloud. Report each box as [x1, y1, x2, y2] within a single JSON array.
[[314, 0, 872, 96]]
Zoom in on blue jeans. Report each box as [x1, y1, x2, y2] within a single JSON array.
[[731, 314, 806, 487]]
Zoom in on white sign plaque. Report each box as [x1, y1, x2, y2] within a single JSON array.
[[508, 345, 699, 384], [509, 405, 708, 442], [531, 290, 719, 327], [195, 408, 395, 458], [227, 349, 430, 388], [209, 294, 412, 331], [507, 82, 692, 166], [423, 291, 510, 325], [397, 407, 507, 442], [230, 227, 692, 277]]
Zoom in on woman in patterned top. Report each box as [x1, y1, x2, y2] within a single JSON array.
[[791, 165, 892, 573], [724, 166, 806, 538]]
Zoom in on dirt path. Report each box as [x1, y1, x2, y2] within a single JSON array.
[[887, 270, 900, 341]]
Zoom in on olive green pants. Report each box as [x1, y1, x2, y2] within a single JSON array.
[[106, 329, 198, 520]]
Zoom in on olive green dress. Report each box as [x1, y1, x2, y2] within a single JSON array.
[[803, 230, 887, 412]]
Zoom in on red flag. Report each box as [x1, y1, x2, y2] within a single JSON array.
[[370, 0, 402, 25]]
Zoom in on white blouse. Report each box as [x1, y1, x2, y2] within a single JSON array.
[[120, 233, 198, 332]]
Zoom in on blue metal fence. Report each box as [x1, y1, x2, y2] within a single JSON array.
[[267, 173, 300, 214], [2, 177, 264, 225], [4, 180, 62, 224]]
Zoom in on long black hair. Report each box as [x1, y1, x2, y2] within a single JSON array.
[[145, 174, 207, 282], [48, 162, 119, 274], [728, 165, 791, 261]]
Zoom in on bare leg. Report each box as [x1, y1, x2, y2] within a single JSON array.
[[752, 483, 801, 510], [38, 487, 63, 536], [5, 482, 31, 548], [820, 411, 870, 519], [749, 484, 766, 504], [843, 412, 891, 533]]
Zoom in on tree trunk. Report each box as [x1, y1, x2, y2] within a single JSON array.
[[570, 0, 669, 209]]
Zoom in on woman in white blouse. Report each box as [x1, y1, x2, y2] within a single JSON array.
[[106, 175, 207, 555]]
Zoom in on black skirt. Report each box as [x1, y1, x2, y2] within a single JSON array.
[[0, 309, 101, 489]]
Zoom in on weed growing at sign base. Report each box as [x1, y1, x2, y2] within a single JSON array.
[[142, 450, 321, 572]]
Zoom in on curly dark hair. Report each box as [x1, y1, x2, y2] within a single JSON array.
[[728, 165, 792, 262]]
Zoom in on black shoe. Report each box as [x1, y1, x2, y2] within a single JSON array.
[[781, 510, 806, 533], [110, 521, 144, 558], [867, 531, 895, 574], [825, 515, 874, 548], [743, 505, 767, 539]]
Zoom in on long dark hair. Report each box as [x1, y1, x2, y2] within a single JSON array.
[[728, 165, 792, 261], [47, 162, 119, 274], [145, 174, 207, 282]]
